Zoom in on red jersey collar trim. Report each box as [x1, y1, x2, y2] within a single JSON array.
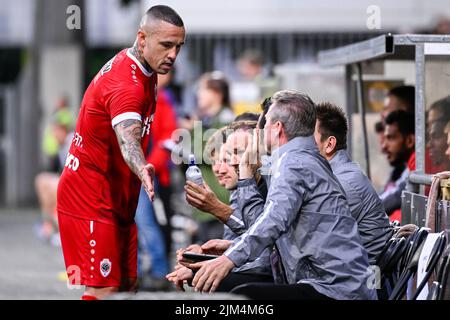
[[126, 49, 153, 77]]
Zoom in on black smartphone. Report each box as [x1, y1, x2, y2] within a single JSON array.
[[182, 252, 219, 262]]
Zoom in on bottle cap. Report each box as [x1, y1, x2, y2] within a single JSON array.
[[189, 154, 195, 165]]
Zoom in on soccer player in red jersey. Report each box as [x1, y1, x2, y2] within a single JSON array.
[[56, 5, 185, 300]]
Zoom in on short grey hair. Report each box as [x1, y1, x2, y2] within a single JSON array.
[[268, 90, 316, 139]]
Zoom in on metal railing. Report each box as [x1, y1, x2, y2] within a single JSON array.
[[184, 32, 381, 75]]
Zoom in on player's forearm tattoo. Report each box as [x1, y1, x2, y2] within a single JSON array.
[[114, 119, 147, 181]]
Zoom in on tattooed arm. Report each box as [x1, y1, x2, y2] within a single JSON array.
[[114, 119, 155, 200]]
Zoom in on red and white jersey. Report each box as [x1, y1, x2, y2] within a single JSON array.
[[57, 49, 158, 226]]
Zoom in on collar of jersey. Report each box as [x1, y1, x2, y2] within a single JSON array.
[[126, 49, 153, 77]]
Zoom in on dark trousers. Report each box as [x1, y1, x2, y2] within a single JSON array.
[[230, 282, 334, 300], [216, 272, 274, 293], [195, 220, 224, 244], [157, 184, 174, 257]]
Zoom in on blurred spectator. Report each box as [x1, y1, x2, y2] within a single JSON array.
[[426, 96, 450, 173], [160, 67, 183, 119], [380, 110, 415, 222], [230, 49, 278, 115], [179, 71, 234, 130], [433, 16, 450, 34], [42, 95, 74, 164], [237, 49, 265, 81], [381, 86, 415, 120], [373, 86, 415, 213], [180, 71, 234, 243], [374, 86, 415, 153], [135, 71, 178, 291], [34, 110, 74, 245], [427, 95, 450, 127], [427, 120, 450, 171], [445, 121, 450, 161]]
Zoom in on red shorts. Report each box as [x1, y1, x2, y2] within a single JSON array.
[[58, 212, 137, 288]]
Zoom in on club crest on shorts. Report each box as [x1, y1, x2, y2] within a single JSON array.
[[100, 259, 112, 277]]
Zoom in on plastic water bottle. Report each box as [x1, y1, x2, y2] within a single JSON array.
[[186, 154, 204, 186]]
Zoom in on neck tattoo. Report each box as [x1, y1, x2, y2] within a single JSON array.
[[130, 43, 151, 72]]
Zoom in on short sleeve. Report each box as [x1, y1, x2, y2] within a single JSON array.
[[106, 84, 146, 128]]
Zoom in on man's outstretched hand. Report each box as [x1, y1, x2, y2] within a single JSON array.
[[113, 119, 156, 201], [140, 163, 155, 201]]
